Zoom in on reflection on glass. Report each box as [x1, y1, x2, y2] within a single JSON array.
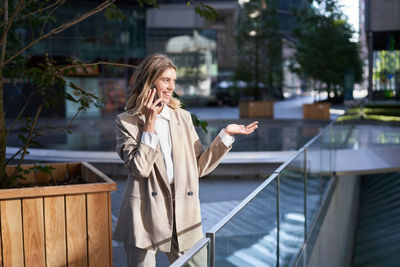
[[148, 29, 217, 98], [172, 238, 210, 267], [186, 241, 210, 267], [215, 178, 278, 267], [319, 128, 332, 174], [306, 138, 322, 235], [279, 152, 305, 267]]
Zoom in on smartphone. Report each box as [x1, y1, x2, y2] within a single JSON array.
[[152, 85, 162, 107]]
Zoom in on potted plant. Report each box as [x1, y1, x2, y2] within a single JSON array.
[[0, 1, 123, 266], [302, 101, 331, 120]]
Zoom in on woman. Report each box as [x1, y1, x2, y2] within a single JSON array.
[[113, 53, 258, 267]]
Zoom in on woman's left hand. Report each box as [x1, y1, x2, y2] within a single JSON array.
[[224, 121, 259, 136]]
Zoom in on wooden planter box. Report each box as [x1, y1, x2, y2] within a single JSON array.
[[1, 162, 117, 267], [303, 102, 331, 120], [239, 101, 274, 118]]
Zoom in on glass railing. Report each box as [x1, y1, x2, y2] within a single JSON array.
[[210, 173, 279, 266], [171, 120, 337, 267], [170, 237, 211, 267], [173, 115, 400, 266]]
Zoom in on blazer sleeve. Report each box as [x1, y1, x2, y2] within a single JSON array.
[[115, 115, 159, 178], [186, 112, 232, 177]]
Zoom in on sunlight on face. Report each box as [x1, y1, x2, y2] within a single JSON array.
[[154, 67, 176, 104]]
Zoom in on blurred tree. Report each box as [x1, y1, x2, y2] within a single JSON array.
[[235, 0, 283, 101], [291, 0, 363, 102]]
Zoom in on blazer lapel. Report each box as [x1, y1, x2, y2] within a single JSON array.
[[169, 109, 184, 189], [139, 113, 170, 189]]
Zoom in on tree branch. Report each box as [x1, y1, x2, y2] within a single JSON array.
[[39, 0, 64, 39], [6, 91, 37, 136], [10, 101, 43, 178], [36, 108, 82, 137], [60, 61, 137, 72], [5, 106, 83, 167], [0, 0, 36, 28], [5, 0, 64, 28], [5, 146, 24, 166], [0, 0, 27, 62], [5, 0, 115, 66]]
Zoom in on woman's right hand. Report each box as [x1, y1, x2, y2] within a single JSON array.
[[142, 88, 163, 133]]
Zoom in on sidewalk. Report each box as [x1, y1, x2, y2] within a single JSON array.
[[186, 94, 344, 120]]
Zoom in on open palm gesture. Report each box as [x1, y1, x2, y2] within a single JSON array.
[[224, 121, 259, 136]]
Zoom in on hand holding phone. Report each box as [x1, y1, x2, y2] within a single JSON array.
[[152, 85, 162, 107]]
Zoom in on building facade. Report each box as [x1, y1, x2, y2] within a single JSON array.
[[364, 0, 400, 99], [146, 0, 239, 100]]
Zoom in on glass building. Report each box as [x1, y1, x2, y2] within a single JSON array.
[[363, 0, 400, 100], [9, 0, 147, 118]]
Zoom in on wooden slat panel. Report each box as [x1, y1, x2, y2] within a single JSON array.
[[1, 200, 24, 266], [2, 163, 117, 200], [22, 198, 45, 267], [6, 164, 36, 185], [0, 218, 2, 267], [81, 164, 100, 184], [50, 163, 67, 182], [35, 167, 51, 184], [67, 163, 81, 180], [66, 194, 87, 267], [44, 196, 67, 267], [0, 182, 116, 200], [82, 162, 116, 184], [107, 192, 113, 267], [87, 192, 110, 267]]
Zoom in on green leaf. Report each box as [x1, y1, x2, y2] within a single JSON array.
[[30, 165, 55, 174], [18, 134, 26, 143], [200, 121, 208, 133], [190, 113, 208, 133], [94, 100, 104, 109], [31, 140, 42, 147], [104, 4, 125, 21], [194, 4, 220, 22], [65, 93, 78, 102]]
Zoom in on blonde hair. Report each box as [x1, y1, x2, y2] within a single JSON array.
[[125, 53, 181, 114]]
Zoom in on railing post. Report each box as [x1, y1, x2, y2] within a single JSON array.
[[329, 124, 333, 174], [304, 147, 308, 239], [206, 232, 215, 267], [276, 173, 280, 267]]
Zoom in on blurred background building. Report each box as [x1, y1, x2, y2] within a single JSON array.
[[5, 0, 312, 118], [9, 0, 399, 117], [362, 0, 400, 100]]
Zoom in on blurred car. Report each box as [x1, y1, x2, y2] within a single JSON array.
[[214, 80, 248, 106]]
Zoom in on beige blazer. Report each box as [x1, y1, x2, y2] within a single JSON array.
[[112, 107, 231, 252]]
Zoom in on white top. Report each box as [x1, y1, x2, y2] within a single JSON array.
[[141, 105, 234, 184]]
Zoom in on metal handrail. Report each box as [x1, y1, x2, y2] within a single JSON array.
[[172, 119, 339, 266]]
